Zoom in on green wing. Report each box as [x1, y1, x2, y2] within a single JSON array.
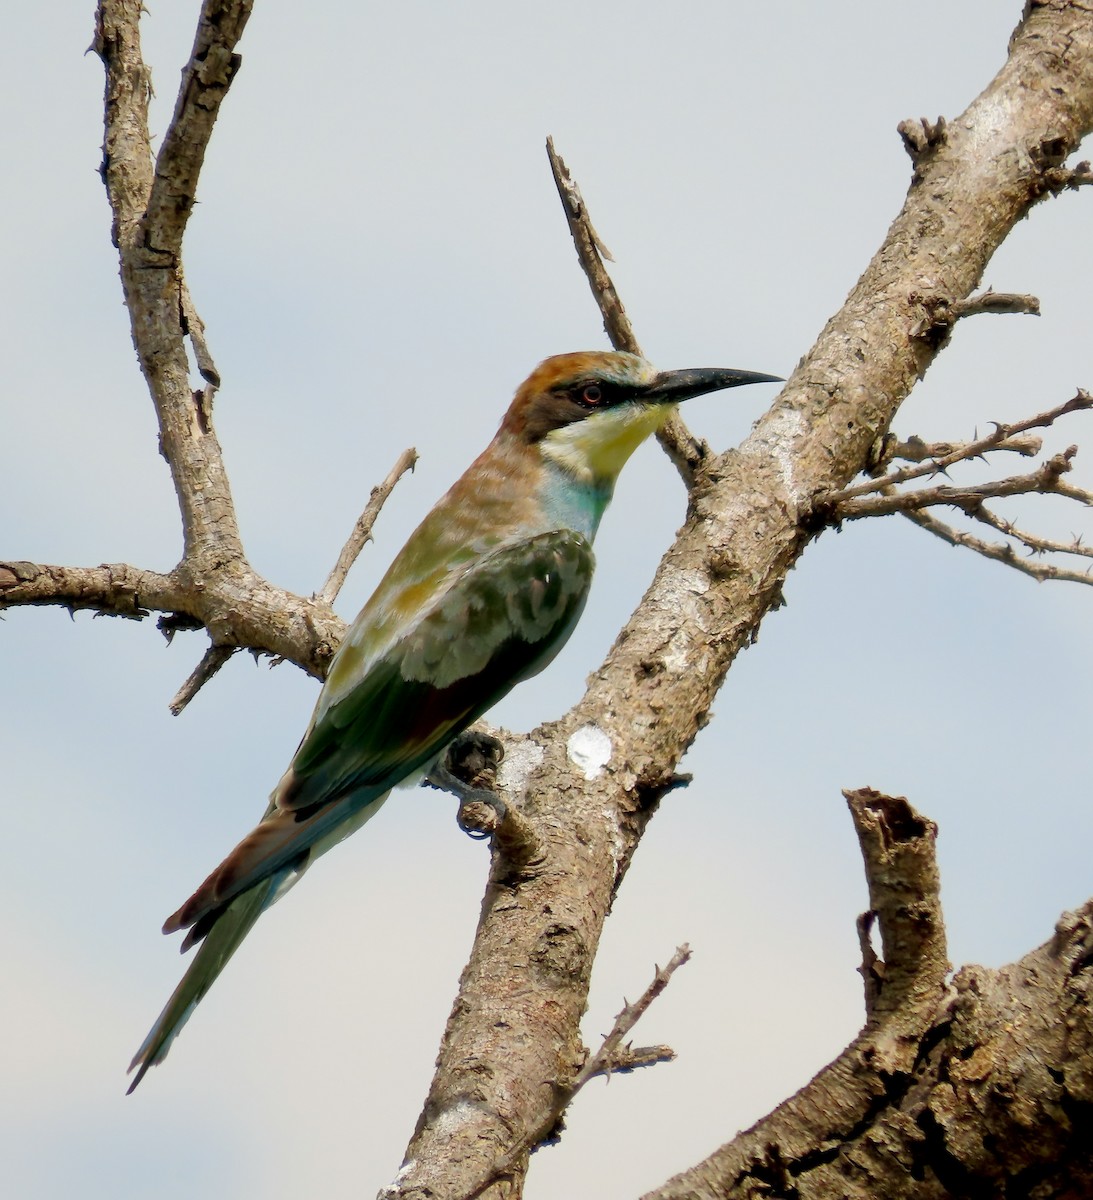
[[133, 530, 594, 1087], [164, 529, 594, 940], [284, 528, 595, 811]]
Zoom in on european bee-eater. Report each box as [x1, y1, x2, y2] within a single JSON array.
[[127, 349, 780, 1091]]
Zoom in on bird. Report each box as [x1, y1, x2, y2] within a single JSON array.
[[127, 349, 780, 1091]]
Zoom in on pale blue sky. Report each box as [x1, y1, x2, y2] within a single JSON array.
[[3, 4, 1090, 1198]]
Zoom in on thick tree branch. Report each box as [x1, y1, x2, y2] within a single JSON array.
[[94, 1, 252, 565], [388, 5, 1093, 1196], [1, 4, 399, 698], [643, 788, 947, 1199], [0, 558, 344, 681], [644, 796, 1093, 1199], [0, 560, 175, 621], [142, 3, 250, 262], [453, 947, 692, 1200]]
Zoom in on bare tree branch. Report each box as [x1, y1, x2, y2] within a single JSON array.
[[902, 507, 1093, 585], [953, 499, 1093, 560], [1042, 155, 1093, 192], [1, 2, 401, 692], [387, 6, 1093, 1196], [870, 431, 1042, 472], [833, 447, 1080, 519], [582, 1042, 678, 1080], [454, 946, 692, 1200], [546, 136, 710, 483], [142, 2, 251, 263], [169, 644, 236, 716], [830, 390, 1092, 504], [179, 272, 220, 388], [950, 288, 1041, 318], [95, 0, 251, 565], [317, 447, 418, 607], [574, 946, 690, 1086], [815, 390, 1093, 588], [644, 794, 1093, 1200], [0, 560, 172, 620], [643, 786, 949, 1199], [546, 136, 633, 349], [12, 1, 421, 698], [910, 286, 1041, 339]]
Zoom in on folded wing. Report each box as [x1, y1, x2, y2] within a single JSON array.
[[165, 528, 595, 941]]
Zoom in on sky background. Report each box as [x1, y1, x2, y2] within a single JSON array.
[[3, 3, 1091, 1197]]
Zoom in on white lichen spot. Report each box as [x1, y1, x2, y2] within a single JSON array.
[[567, 724, 613, 780], [663, 629, 710, 676], [658, 563, 712, 637], [429, 1099, 478, 1141], [378, 1160, 416, 1198], [749, 405, 806, 498], [498, 738, 545, 796], [660, 563, 710, 602]]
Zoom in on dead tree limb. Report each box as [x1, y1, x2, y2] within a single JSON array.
[[643, 792, 1093, 1199], [0, 3, 416, 696], [385, 5, 1093, 1198], [815, 392, 1093, 586]]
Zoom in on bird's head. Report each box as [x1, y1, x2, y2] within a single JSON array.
[[501, 350, 781, 484]]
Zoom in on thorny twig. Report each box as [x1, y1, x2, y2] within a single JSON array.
[[834, 448, 1082, 520], [902, 507, 1093, 585], [868, 431, 1041, 473], [574, 944, 692, 1088], [817, 392, 1093, 586], [832, 391, 1092, 503]]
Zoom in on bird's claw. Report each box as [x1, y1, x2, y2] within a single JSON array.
[[425, 731, 508, 841], [455, 787, 508, 840]]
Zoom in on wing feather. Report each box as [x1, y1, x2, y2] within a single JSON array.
[[166, 529, 594, 938], [285, 528, 594, 808]]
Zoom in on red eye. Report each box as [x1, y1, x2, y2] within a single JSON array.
[[581, 384, 602, 405]]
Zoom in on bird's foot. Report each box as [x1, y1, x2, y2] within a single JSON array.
[[448, 729, 506, 780], [425, 731, 507, 840]]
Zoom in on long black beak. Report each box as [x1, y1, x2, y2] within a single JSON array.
[[641, 366, 783, 404]]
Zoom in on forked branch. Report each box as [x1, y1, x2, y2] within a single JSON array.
[[1, 3, 416, 706], [644, 793, 1093, 1199], [456, 946, 692, 1200]]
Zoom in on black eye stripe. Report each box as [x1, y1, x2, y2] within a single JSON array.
[[557, 379, 623, 409]]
